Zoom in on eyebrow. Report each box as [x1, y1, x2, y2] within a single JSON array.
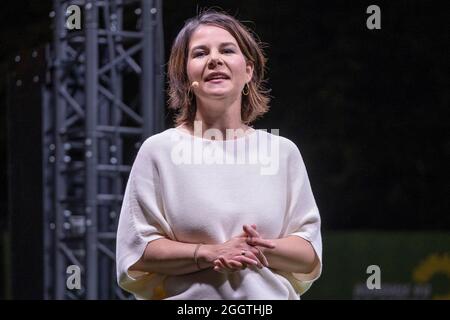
[[190, 42, 238, 52]]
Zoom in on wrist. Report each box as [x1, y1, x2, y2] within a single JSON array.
[[197, 244, 218, 269]]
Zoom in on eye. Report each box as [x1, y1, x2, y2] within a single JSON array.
[[223, 48, 235, 54], [193, 51, 206, 58]]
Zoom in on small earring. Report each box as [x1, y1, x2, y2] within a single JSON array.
[[242, 83, 249, 96]]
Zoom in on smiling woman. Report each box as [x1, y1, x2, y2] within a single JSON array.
[[116, 9, 322, 300], [187, 26, 252, 102], [167, 10, 271, 130]]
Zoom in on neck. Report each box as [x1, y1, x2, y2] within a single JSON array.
[[192, 95, 249, 137]]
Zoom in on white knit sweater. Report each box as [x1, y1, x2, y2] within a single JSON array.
[[116, 127, 322, 300]]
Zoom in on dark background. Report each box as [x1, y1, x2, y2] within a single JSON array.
[[0, 1, 448, 299]]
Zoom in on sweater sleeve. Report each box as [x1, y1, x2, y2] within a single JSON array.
[[116, 139, 174, 299], [282, 141, 323, 296]]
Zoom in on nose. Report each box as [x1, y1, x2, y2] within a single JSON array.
[[207, 56, 223, 69]]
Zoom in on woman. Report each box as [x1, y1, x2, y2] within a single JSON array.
[[116, 10, 322, 300]]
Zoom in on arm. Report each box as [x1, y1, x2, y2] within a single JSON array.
[[129, 238, 215, 276], [214, 225, 319, 274], [129, 235, 275, 276], [245, 225, 318, 274], [258, 235, 319, 274]]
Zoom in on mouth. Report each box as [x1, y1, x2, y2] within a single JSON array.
[[204, 72, 230, 82], [206, 78, 229, 84]]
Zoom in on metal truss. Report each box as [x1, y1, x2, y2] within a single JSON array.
[[43, 0, 164, 299]]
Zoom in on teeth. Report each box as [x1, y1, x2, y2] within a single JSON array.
[[207, 74, 228, 81]]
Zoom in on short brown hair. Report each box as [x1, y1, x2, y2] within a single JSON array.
[[167, 9, 271, 127]]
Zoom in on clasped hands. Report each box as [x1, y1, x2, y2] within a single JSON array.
[[212, 224, 275, 273]]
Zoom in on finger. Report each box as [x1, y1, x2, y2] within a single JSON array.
[[219, 256, 238, 272], [214, 266, 226, 273], [213, 260, 226, 273], [219, 256, 232, 269], [236, 231, 247, 238], [235, 254, 262, 269], [242, 251, 263, 269], [260, 251, 269, 268], [246, 237, 276, 249], [216, 259, 235, 273], [243, 224, 260, 238], [233, 255, 260, 267], [241, 226, 251, 238], [215, 259, 225, 268], [251, 224, 257, 230], [252, 247, 269, 267], [228, 260, 244, 269], [215, 257, 229, 273]]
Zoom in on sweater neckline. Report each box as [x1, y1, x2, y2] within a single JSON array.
[[173, 126, 258, 143]]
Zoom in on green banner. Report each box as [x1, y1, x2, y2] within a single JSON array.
[[304, 232, 450, 300]]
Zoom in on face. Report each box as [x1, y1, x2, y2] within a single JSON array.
[[186, 25, 253, 100]]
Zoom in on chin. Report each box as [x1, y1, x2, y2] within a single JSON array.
[[204, 90, 231, 98]]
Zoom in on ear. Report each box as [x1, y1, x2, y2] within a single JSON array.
[[245, 60, 254, 83]]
